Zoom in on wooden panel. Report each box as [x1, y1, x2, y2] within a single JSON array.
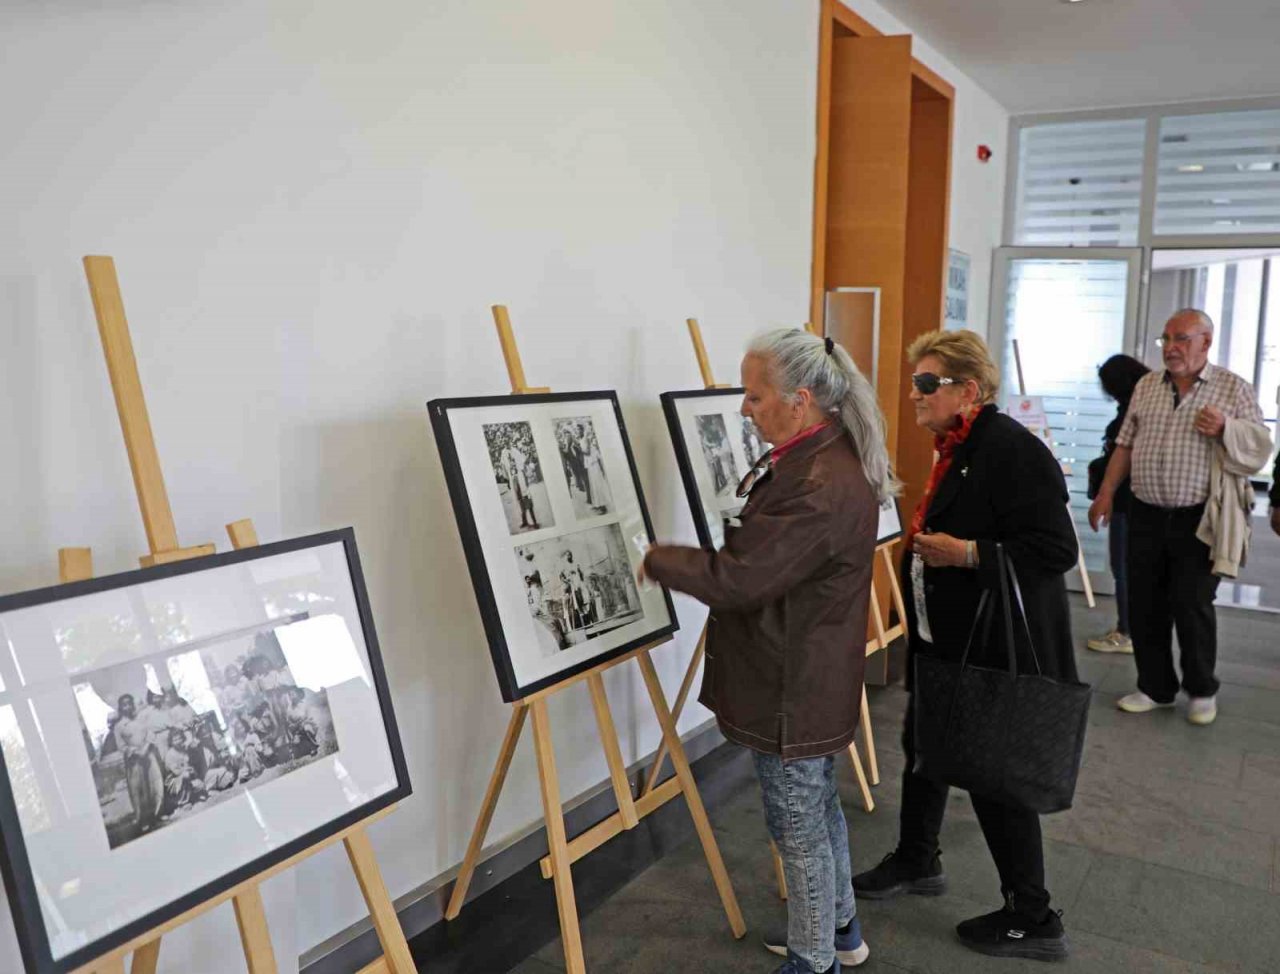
[[897, 84, 954, 520], [825, 290, 877, 379], [810, 3, 836, 328], [824, 34, 914, 461]]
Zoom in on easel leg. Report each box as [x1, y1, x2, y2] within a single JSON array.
[[846, 740, 875, 813], [93, 958, 125, 974], [445, 703, 528, 919], [130, 939, 161, 974], [860, 686, 879, 787], [345, 828, 416, 974], [232, 885, 279, 974], [641, 622, 707, 797], [587, 674, 639, 829], [637, 650, 746, 938], [530, 699, 587, 974], [769, 839, 788, 900]]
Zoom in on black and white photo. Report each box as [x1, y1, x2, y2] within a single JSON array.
[[741, 415, 768, 468], [695, 413, 740, 498], [661, 389, 771, 551], [77, 627, 338, 849], [429, 392, 677, 701], [553, 416, 614, 518], [515, 523, 642, 654], [482, 420, 554, 534]]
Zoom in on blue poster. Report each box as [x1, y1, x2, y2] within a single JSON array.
[[945, 249, 969, 330]]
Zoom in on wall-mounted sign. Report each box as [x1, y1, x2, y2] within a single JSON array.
[[945, 249, 970, 330]]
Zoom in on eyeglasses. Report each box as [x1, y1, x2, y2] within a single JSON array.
[[1155, 332, 1204, 348], [735, 451, 774, 498], [911, 372, 959, 395]]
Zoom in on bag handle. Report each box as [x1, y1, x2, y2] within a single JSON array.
[[952, 543, 1042, 678]]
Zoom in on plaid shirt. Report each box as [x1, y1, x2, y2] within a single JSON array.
[[1117, 363, 1264, 508]]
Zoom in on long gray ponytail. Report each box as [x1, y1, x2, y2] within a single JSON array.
[[747, 328, 900, 503]]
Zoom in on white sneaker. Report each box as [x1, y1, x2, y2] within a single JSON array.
[[839, 941, 870, 967], [1116, 690, 1175, 714], [1087, 629, 1133, 654], [1187, 696, 1218, 726]]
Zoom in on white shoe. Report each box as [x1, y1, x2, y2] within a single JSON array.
[[839, 940, 871, 967], [1116, 690, 1175, 714], [1187, 696, 1218, 725], [1087, 629, 1133, 654]]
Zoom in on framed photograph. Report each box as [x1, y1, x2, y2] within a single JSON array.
[[0, 529, 410, 974], [661, 389, 770, 550], [877, 497, 903, 545], [429, 392, 677, 701]]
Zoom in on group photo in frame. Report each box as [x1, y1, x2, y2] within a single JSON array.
[[0, 530, 410, 974], [660, 388, 771, 550], [429, 391, 677, 701]]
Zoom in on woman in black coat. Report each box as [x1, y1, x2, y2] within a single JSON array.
[[853, 330, 1078, 963]]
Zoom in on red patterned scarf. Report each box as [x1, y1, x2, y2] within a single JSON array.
[[905, 410, 978, 549]]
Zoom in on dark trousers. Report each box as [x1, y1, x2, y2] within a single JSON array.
[[898, 696, 1051, 920], [1109, 510, 1130, 635], [1126, 498, 1220, 701]]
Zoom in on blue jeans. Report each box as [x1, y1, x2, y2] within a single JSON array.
[[1110, 510, 1130, 634], [753, 751, 856, 973]]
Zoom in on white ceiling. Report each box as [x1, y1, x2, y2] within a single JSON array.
[[875, 0, 1280, 115]]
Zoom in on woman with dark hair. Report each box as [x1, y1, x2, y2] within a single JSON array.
[[1086, 354, 1151, 654]]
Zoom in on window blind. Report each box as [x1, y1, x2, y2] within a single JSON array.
[[1155, 109, 1280, 236], [1014, 119, 1146, 247]]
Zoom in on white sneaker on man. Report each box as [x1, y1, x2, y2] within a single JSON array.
[[1187, 696, 1218, 725], [1087, 629, 1133, 654], [1116, 691, 1175, 714]]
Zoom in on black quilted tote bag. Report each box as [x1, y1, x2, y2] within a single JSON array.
[[912, 546, 1091, 813]]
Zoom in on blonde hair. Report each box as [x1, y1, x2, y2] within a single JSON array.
[[906, 329, 1000, 405], [747, 329, 900, 502]]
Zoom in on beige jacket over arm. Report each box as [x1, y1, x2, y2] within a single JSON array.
[[1196, 416, 1273, 578]]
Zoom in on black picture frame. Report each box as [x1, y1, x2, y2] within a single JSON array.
[[0, 529, 411, 974], [660, 387, 751, 551], [662, 388, 905, 549], [429, 391, 678, 701], [877, 497, 904, 545]]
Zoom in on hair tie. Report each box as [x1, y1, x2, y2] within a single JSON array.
[[824, 336, 835, 356]]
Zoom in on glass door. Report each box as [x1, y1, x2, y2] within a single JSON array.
[[989, 247, 1144, 593]]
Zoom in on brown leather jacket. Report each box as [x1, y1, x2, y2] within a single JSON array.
[[645, 425, 877, 759]]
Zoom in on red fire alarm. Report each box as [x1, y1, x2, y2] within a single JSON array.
[[977, 144, 993, 163]]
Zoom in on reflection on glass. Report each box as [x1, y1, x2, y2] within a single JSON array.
[[55, 612, 141, 673], [149, 601, 192, 650], [276, 615, 369, 691], [0, 705, 51, 834]]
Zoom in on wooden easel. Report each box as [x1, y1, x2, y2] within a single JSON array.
[[442, 306, 745, 974], [63, 256, 415, 974], [1011, 339, 1096, 608]]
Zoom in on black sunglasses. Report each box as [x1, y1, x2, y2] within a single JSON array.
[[911, 372, 959, 395], [735, 451, 774, 498]]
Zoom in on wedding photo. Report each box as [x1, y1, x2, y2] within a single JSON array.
[[553, 416, 614, 519]]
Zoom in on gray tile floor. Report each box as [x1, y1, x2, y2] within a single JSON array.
[[519, 595, 1280, 973]]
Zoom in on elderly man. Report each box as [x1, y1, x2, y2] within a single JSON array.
[[1089, 309, 1272, 725]]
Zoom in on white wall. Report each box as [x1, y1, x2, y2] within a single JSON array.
[[0, 2, 1006, 970]]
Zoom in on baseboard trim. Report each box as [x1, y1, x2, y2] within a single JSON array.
[[299, 717, 726, 974]]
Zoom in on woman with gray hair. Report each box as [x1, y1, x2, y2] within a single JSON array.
[[641, 328, 895, 974]]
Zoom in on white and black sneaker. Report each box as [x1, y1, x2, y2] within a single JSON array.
[[956, 905, 1068, 961]]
